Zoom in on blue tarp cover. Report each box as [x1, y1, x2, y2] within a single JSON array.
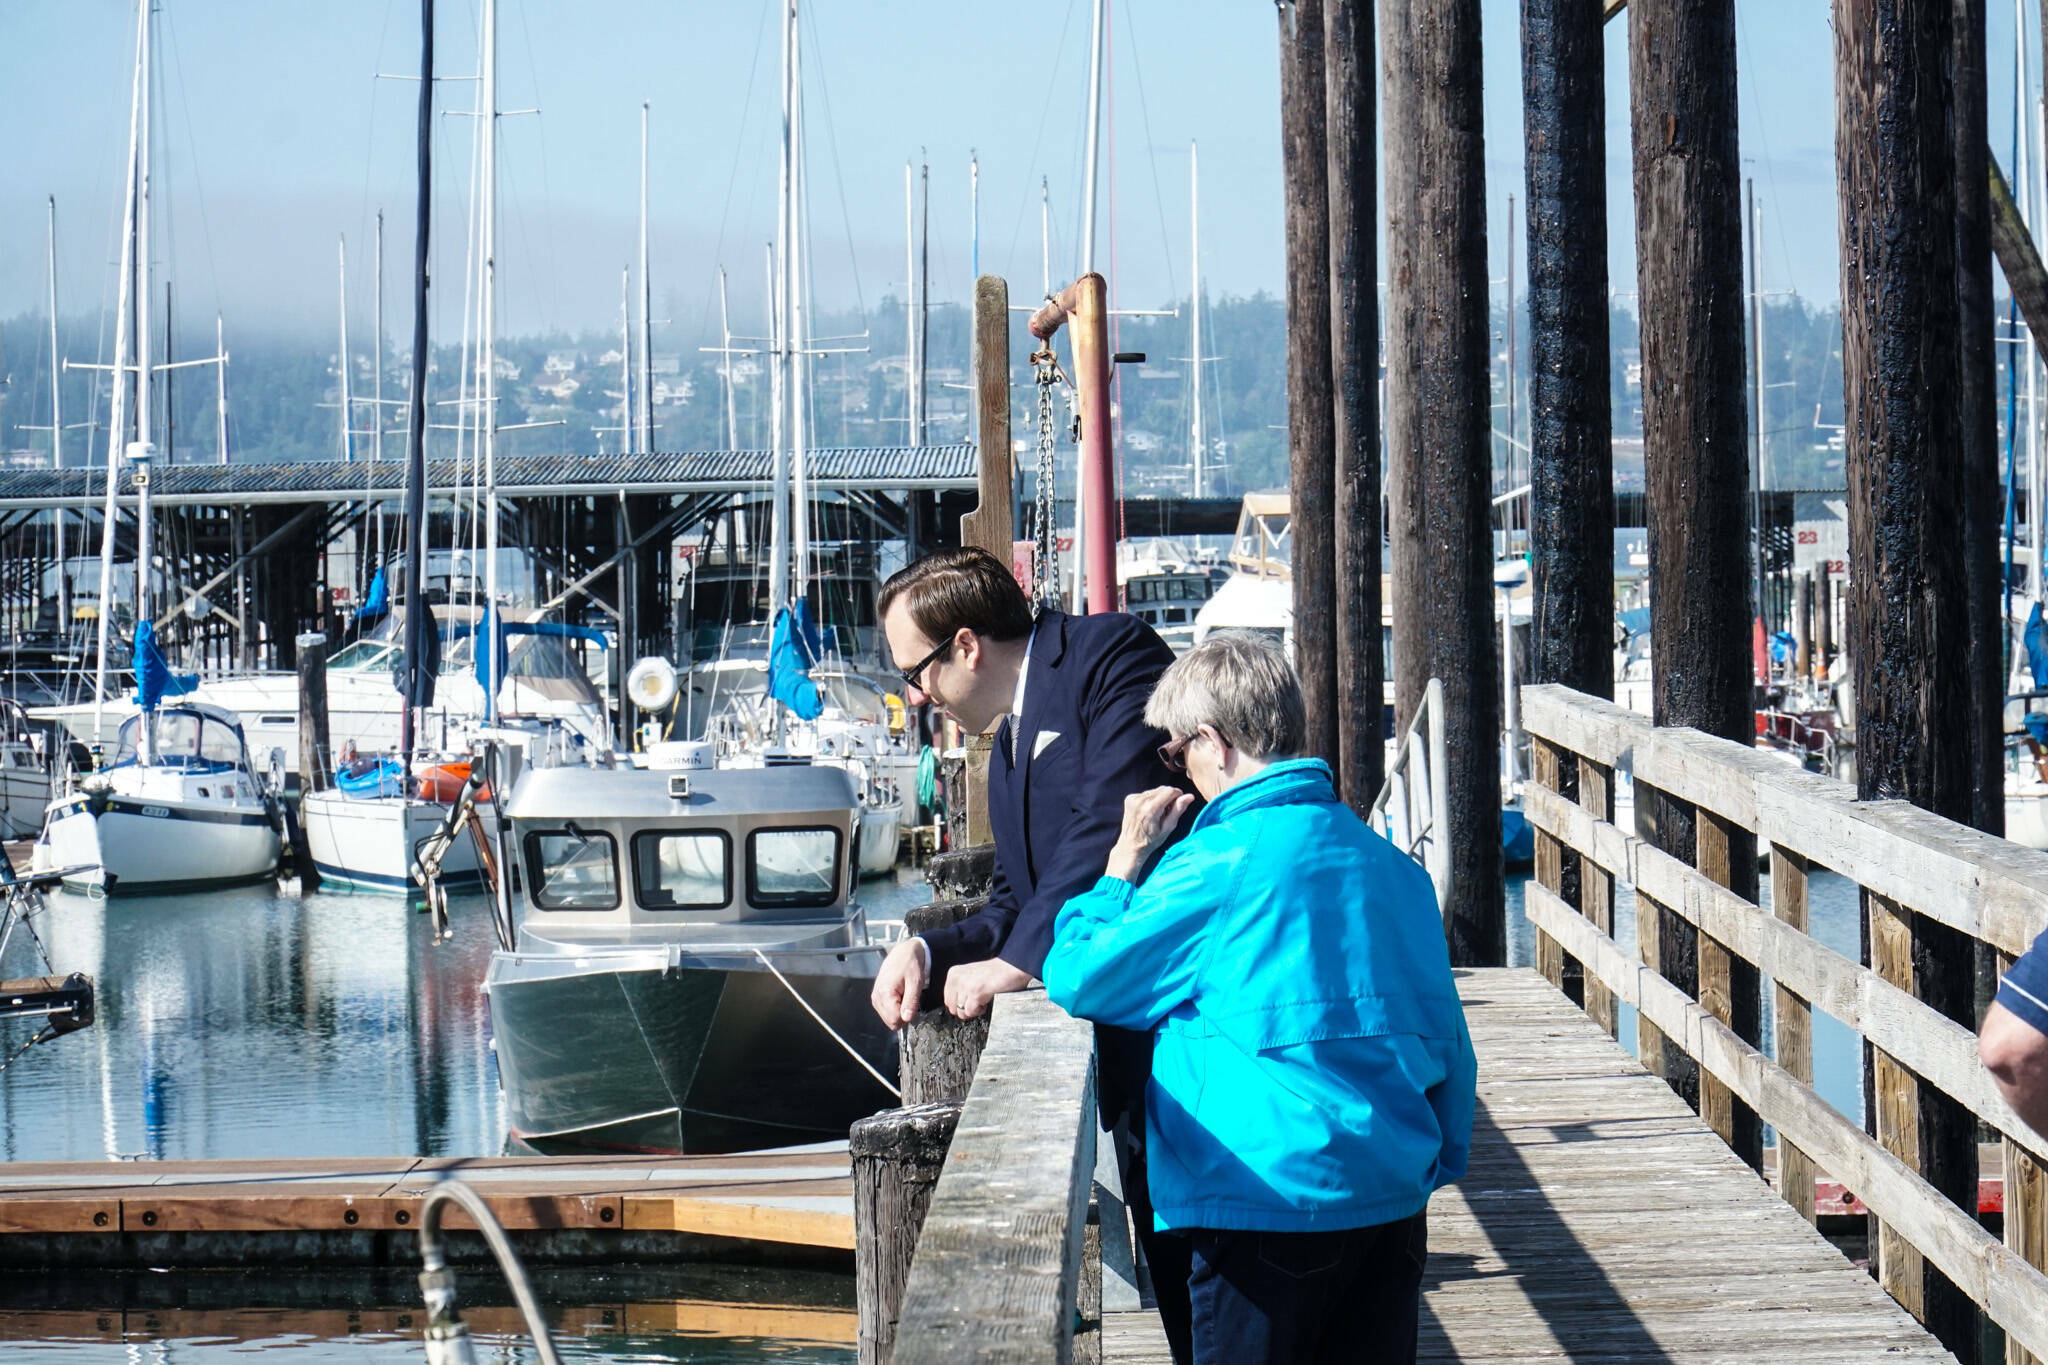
[[768, 600, 824, 720], [133, 620, 197, 713], [358, 565, 391, 624], [473, 610, 610, 695], [2028, 602, 2048, 692]]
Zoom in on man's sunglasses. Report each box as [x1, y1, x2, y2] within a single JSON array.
[[900, 634, 957, 693]]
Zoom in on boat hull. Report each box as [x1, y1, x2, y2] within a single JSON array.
[[486, 948, 898, 1154], [36, 795, 280, 895], [301, 791, 485, 893]]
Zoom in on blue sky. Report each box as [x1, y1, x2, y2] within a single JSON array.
[[0, 2, 2019, 346]]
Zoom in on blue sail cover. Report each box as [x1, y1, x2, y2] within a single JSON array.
[[358, 565, 391, 625], [2029, 602, 2048, 691], [768, 600, 824, 720], [132, 620, 196, 713]]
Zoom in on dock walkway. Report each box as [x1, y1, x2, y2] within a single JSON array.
[[1104, 968, 1951, 1362]]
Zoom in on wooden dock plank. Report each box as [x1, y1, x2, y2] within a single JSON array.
[[0, 1149, 853, 1250], [1108, 969, 1953, 1363]]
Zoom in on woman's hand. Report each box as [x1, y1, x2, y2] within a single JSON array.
[[1104, 786, 1195, 883]]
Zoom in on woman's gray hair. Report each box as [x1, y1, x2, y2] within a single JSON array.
[[1144, 632, 1305, 760]]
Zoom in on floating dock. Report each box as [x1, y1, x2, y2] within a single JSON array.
[[0, 1148, 853, 1268]]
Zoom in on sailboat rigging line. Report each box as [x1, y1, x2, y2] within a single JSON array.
[[1117, 0, 1179, 304], [795, 1, 869, 322], [695, 1, 776, 345], [751, 948, 900, 1099]]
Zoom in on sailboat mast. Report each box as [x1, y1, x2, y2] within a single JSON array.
[[338, 236, 353, 462], [638, 100, 654, 453], [374, 210, 385, 556], [134, 0, 155, 632], [47, 198, 68, 629], [767, 0, 792, 619], [1190, 140, 1203, 499], [718, 266, 738, 450], [215, 313, 227, 466], [481, 0, 501, 723], [400, 0, 435, 770], [905, 162, 919, 449], [92, 0, 146, 746], [1748, 180, 1766, 632], [618, 265, 632, 454], [1081, 0, 1106, 275], [1040, 177, 1051, 297], [919, 156, 930, 449], [790, 12, 811, 598]]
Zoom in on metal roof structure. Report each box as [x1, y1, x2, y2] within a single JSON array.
[[0, 446, 980, 510]]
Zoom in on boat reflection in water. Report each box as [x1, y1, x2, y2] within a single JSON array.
[[482, 753, 899, 1154]]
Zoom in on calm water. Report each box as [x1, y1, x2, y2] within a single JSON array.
[[0, 868, 930, 1362]]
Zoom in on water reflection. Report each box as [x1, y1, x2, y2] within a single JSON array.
[[0, 869, 931, 1164]]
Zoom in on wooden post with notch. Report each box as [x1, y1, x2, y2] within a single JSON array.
[[1531, 736, 1568, 994], [1771, 844, 1816, 1223], [955, 275, 1016, 851]]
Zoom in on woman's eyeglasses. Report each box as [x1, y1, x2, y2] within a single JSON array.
[[900, 635, 956, 693], [1157, 734, 1194, 773]]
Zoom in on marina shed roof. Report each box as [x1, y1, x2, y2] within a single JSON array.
[[0, 445, 980, 510]]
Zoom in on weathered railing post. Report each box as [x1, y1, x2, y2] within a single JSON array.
[[1530, 737, 1575, 1001], [1693, 802, 1761, 1171], [901, 846, 996, 1105], [1631, 780, 1684, 1099], [1576, 754, 1617, 1038], [1770, 844, 1817, 1224], [854, 1102, 963, 1365]]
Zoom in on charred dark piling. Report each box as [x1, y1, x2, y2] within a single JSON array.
[[1521, 0, 1613, 701], [1325, 0, 1383, 813], [1835, 0, 1978, 1354], [1382, 0, 1502, 964], [1956, 0, 2000, 842], [1277, 0, 1339, 771]]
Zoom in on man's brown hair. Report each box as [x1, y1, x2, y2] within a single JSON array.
[[878, 547, 1036, 645]]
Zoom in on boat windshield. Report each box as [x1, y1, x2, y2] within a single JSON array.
[[109, 710, 247, 772], [525, 827, 620, 910], [328, 641, 395, 673], [814, 673, 893, 725]]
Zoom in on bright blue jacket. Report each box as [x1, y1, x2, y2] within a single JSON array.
[[1042, 758, 1476, 1233]]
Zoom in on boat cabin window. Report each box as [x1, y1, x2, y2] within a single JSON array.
[[631, 830, 731, 910], [524, 826, 620, 910], [746, 827, 842, 909]]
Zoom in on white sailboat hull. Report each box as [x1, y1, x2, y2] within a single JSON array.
[[301, 789, 485, 893], [35, 788, 280, 895]]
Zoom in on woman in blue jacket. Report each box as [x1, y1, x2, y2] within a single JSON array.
[[1043, 633, 1476, 1365]]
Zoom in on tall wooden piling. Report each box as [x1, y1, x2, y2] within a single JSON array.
[[1521, 0, 1613, 700], [1957, 0, 2001, 842], [1277, 0, 1339, 771], [1835, 0, 1977, 1353], [1325, 0, 1383, 813], [1382, 0, 1502, 965], [1627, 0, 1757, 1118]]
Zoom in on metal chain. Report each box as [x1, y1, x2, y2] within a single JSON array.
[[1029, 344, 1067, 612]]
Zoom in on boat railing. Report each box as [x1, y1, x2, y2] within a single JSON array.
[[1520, 682, 2048, 1354], [1368, 675, 1454, 917]]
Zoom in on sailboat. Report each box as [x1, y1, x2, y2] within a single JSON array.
[[32, 0, 283, 894], [299, 17, 482, 896]]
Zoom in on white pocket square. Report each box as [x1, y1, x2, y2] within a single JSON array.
[[1032, 730, 1062, 761]]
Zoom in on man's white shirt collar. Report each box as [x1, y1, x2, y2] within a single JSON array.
[[1010, 620, 1037, 724]]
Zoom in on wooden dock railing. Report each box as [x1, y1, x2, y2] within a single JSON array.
[[1520, 683, 2048, 1357], [865, 988, 1098, 1365]]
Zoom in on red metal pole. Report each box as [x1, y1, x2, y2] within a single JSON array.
[[1028, 272, 1117, 614]]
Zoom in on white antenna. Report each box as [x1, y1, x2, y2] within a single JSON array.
[[47, 198, 68, 627], [373, 209, 385, 552], [905, 161, 919, 450], [337, 235, 353, 462], [214, 312, 228, 468], [719, 266, 738, 450], [1040, 177, 1051, 298], [481, 0, 501, 723]]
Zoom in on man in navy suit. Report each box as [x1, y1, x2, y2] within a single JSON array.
[[868, 546, 1195, 1361]]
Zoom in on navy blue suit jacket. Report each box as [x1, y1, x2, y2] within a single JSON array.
[[921, 609, 1189, 983]]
